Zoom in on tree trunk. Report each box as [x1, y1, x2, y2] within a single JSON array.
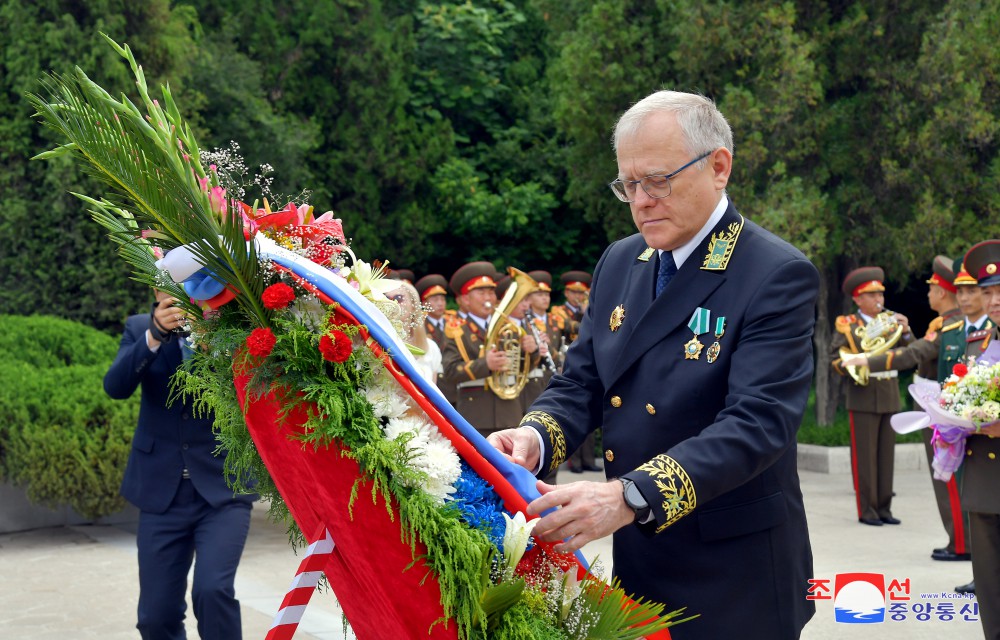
[[813, 267, 842, 426]]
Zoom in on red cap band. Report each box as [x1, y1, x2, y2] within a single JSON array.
[[459, 275, 496, 296]]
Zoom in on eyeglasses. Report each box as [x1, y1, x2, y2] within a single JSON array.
[[608, 151, 712, 203]]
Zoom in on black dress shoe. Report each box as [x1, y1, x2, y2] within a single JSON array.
[[858, 518, 883, 526], [568, 466, 583, 474], [955, 580, 975, 594], [582, 464, 603, 472], [880, 516, 901, 525], [932, 549, 971, 561], [932, 547, 949, 555]]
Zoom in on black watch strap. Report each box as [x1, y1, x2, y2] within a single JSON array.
[[620, 477, 651, 522]]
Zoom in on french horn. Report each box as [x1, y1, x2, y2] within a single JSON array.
[[838, 310, 904, 386], [484, 267, 539, 400]]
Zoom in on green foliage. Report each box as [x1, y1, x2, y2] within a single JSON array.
[[0, 314, 137, 519]]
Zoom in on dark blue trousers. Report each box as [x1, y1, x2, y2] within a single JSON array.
[[136, 479, 252, 639]]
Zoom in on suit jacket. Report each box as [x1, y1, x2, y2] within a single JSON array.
[[522, 203, 817, 639], [104, 314, 255, 514], [830, 314, 910, 413]]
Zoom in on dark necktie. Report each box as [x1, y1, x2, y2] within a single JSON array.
[[968, 323, 978, 336], [656, 251, 677, 297]]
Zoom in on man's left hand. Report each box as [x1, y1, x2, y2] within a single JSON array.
[[526, 479, 635, 554]]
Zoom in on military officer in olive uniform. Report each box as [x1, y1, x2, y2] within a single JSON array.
[[831, 267, 913, 526], [441, 262, 526, 437], [415, 274, 450, 349], [957, 240, 1000, 640], [521, 270, 564, 410], [550, 270, 590, 345], [843, 257, 971, 556]]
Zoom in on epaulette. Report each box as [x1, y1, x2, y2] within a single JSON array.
[[941, 320, 965, 333], [968, 329, 991, 343], [445, 317, 465, 339], [835, 315, 858, 333], [925, 316, 944, 335], [551, 313, 565, 330]]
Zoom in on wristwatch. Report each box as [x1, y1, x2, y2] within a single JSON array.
[[619, 477, 651, 522]]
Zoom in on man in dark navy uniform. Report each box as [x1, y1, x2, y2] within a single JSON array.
[[105, 290, 255, 639], [489, 90, 817, 639]]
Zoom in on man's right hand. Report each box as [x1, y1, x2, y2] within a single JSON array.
[[485, 347, 508, 371], [487, 427, 540, 472]]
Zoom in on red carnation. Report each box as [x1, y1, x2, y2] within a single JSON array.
[[953, 363, 969, 378], [246, 327, 277, 358], [319, 330, 352, 363], [262, 282, 296, 309]]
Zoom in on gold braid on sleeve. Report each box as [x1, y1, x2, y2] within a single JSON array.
[[520, 411, 566, 474], [636, 454, 697, 533]]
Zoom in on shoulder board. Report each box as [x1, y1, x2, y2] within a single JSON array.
[[941, 320, 965, 333], [926, 316, 944, 333], [835, 315, 858, 331], [968, 329, 990, 343], [551, 314, 565, 330]]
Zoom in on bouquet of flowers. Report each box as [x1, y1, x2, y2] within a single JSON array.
[[892, 342, 1000, 481], [29, 36, 688, 639]]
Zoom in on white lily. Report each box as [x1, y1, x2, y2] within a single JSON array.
[[554, 568, 582, 621], [501, 511, 538, 574], [349, 259, 398, 301]]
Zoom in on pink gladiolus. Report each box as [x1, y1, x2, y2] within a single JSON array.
[[209, 186, 228, 216]]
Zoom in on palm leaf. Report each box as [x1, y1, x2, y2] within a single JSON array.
[[27, 34, 268, 324]]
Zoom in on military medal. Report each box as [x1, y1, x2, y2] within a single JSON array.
[[610, 305, 625, 332], [706, 316, 726, 363], [684, 307, 711, 359]]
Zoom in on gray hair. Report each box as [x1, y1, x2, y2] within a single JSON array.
[[612, 91, 733, 161]]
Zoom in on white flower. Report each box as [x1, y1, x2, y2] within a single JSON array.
[[349, 259, 398, 301], [287, 295, 328, 331], [365, 384, 410, 420], [383, 414, 429, 443], [501, 511, 538, 574], [552, 569, 582, 622]]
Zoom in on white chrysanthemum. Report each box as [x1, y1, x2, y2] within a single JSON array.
[[417, 441, 461, 503], [287, 295, 328, 331], [365, 385, 410, 420], [383, 414, 430, 444]]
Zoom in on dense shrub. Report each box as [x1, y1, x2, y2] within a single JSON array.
[[0, 315, 137, 519]]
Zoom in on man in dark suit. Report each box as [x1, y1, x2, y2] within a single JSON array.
[[957, 240, 1000, 640], [104, 290, 255, 639], [488, 90, 818, 639]]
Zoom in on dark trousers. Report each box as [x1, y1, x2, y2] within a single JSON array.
[[569, 432, 597, 470], [849, 411, 895, 521], [137, 479, 252, 640], [970, 512, 1000, 640], [923, 429, 970, 553]]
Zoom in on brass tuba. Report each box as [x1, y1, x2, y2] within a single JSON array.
[[838, 310, 904, 386], [484, 267, 540, 400]]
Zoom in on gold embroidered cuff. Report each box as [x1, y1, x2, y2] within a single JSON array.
[[520, 411, 566, 474], [636, 454, 697, 533]]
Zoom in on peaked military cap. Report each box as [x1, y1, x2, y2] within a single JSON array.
[[527, 270, 553, 292], [925, 255, 956, 293], [389, 268, 415, 284], [494, 275, 513, 299], [952, 256, 977, 287], [414, 274, 448, 301], [561, 270, 592, 292], [842, 266, 885, 297], [964, 241, 1000, 288], [450, 261, 497, 296]]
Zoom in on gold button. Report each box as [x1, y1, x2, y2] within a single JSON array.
[[646, 403, 656, 415], [610, 396, 622, 408], [967, 449, 973, 456], [605, 449, 614, 462], [989, 264, 998, 275], [990, 453, 997, 460]]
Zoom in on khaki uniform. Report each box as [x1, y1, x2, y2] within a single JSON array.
[[832, 312, 911, 522], [440, 317, 522, 437], [867, 309, 971, 554]]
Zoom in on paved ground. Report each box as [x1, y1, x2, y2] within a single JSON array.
[[0, 463, 986, 639]]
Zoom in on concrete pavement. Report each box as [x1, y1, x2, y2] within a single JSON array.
[[0, 461, 986, 639]]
